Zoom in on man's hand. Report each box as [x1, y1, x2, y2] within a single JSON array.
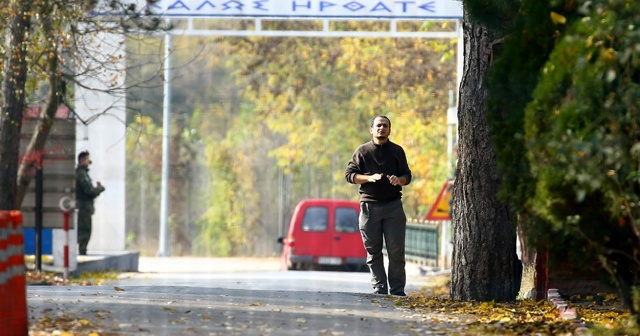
[[387, 175, 405, 186], [368, 173, 384, 183]]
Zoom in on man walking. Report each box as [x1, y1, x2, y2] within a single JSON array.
[[345, 115, 412, 296], [76, 150, 105, 255]]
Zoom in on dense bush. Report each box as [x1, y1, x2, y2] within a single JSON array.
[[524, 0, 640, 313]]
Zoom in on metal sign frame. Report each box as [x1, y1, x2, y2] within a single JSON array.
[[97, 0, 463, 38], [142, 0, 464, 19], [167, 17, 460, 38]]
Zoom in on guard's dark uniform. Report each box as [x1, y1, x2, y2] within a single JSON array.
[[75, 165, 105, 255]]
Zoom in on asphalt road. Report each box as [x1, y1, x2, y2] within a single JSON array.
[[28, 258, 455, 335], [29, 285, 458, 335]]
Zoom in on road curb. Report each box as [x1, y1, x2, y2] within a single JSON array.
[[547, 288, 589, 335]]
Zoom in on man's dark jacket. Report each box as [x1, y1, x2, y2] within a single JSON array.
[[76, 165, 105, 214], [345, 140, 412, 203]]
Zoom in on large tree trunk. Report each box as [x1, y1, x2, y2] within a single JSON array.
[[0, 1, 32, 210], [450, 17, 519, 302]]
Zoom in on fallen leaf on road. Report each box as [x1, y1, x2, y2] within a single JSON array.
[[170, 317, 187, 324], [114, 286, 125, 291], [394, 323, 415, 329]]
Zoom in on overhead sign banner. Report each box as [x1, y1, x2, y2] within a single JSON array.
[[140, 0, 464, 19], [425, 181, 453, 221]]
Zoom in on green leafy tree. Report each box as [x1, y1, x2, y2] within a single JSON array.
[[126, 112, 211, 256], [524, 0, 640, 318], [484, 0, 579, 269], [194, 111, 264, 256], [125, 115, 163, 253], [485, 0, 640, 320]]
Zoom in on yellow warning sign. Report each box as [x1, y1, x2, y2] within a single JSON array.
[[425, 181, 453, 220]]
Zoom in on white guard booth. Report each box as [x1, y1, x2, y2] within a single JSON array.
[[68, 30, 127, 254]]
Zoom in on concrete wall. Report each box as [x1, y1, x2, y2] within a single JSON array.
[[74, 31, 126, 253]]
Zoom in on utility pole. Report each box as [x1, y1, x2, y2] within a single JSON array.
[[158, 21, 171, 257]]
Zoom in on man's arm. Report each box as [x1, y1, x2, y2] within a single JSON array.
[[352, 173, 384, 185], [78, 173, 105, 198], [395, 146, 412, 186], [345, 148, 364, 184]]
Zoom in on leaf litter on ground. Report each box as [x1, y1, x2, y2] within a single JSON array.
[[392, 274, 635, 335]]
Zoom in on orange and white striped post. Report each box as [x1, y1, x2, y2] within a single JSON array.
[[0, 210, 28, 336]]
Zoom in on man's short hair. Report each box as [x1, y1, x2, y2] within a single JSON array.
[[371, 115, 391, 128], [78, 150, 90, 163]]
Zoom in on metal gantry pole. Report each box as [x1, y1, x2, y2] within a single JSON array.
[[158, 23, 172, 257]]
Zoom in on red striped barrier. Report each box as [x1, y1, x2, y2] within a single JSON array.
[[0, 211, 28, 336], [63, 211, 69, 279]]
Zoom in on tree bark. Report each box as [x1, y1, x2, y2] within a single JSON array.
[[450, 17, 518, 302], [0, 1, 32, 210]]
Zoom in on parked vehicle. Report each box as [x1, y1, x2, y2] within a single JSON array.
[[277, 199, 367, 271]]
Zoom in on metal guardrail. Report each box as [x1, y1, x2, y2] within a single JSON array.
[[405, 221, 440, 265]]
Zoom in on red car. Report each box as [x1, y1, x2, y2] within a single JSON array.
[[277, 199, 367, 271]]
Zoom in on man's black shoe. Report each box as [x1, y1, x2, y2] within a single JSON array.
[[373, 288, 388, 295], [391, 292, 407, 297]]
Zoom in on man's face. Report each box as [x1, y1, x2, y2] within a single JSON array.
[[370, 117, 390, 141], [80, 155, 91, 166]]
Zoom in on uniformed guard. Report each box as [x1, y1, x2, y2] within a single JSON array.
[[75, 150, 105, 255]]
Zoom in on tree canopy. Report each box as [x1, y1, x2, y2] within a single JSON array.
[[125, 24, 459, 256]]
